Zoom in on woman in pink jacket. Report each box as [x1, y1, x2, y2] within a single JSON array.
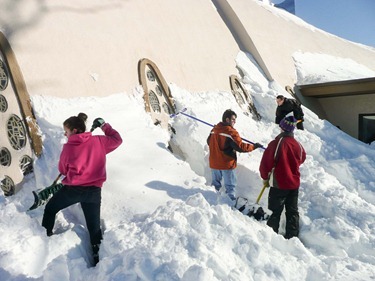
[[42, 113, 122, 265]]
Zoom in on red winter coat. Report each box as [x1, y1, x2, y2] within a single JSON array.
[[59, 123, 122, 187], [259, 132, 306, 189], [207, 122, 255, 170]]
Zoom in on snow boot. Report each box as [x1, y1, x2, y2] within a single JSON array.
[[92, 244, 100, 266]]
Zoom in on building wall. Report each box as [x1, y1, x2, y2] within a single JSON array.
[[221, 0, 375, 88], [0, 0, 241, 97], [1, 0, 375, 99], [319, 94, 375, 138]]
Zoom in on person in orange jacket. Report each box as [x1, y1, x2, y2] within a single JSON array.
[[207, 109, 262, 201]]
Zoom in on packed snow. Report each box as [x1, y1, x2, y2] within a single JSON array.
[[293, 52, 375, 84], [0, 50, 375, 281]]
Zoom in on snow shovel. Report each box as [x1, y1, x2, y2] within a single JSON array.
[[235, 183, 269, 221], [247, 183, 269, 221], [28, 174, 63, 211]]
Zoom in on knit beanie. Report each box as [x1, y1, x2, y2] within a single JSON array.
[[279, 116, 297, 132]]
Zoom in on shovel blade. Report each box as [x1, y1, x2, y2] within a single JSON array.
[[247, 206, 269, 221]]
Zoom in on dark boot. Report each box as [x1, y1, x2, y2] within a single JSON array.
[[266, 213, 281, 233], [92, 244, 100, 266]]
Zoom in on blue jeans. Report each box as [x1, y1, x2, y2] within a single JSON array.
[[211, 169, 237, 200], [42, 185, 103, 246]]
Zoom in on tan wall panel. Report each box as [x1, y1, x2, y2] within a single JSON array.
[[1, 0, 375, 100], [319, 94, 375, 138], [225, 0, 375, 87], [1, 0, 241, 97]]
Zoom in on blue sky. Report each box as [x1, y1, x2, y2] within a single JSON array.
[[272, 0, 375, 47]]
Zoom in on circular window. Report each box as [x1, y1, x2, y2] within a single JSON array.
[[20, 155, 33, 175], [156, 85, 164, 96], [0, 59, 9, 91], [148, 90, 161, 113], [0, 94, 8, 112], [0, 147, 11, 166], [233, 81, 246, 106], [1, 176, 15, 196], [162, 102, 172, 114], [146, 69, 156, 82], [7, 114, 27, 150]]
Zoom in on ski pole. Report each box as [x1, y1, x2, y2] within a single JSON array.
[[170, 108, 265, 149], [171, 108, 215, 128]]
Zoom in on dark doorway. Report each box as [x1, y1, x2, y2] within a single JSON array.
[[359, 114, 375, 144]]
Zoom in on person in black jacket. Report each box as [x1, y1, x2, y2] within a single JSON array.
[[275, 95, 304, 130]]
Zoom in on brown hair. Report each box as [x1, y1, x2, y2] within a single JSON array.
[[63, 112, 88, 133], [222, 109, 237, 123]]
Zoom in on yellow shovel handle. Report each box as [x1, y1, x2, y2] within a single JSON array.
[[255, 183, 268, 204]]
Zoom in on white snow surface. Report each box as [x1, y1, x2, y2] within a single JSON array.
[[0, 51, 375, 281], [293, 52, 375, 84]]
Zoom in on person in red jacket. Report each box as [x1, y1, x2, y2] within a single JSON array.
[[259, 116, 306, 239], [207, 109, 262, 201], [42, 113, 122, 265]]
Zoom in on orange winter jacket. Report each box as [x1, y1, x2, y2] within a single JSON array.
[[207, 122, 255, 170]]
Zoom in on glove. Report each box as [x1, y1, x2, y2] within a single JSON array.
[[263, 179, 270, 188], [91, 118, 105, 132], [253, 143, 263, 149]]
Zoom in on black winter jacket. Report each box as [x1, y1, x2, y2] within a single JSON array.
[[275, 98, 304, 124]]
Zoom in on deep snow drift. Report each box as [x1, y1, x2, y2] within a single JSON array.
[[0, 51, 375, 281]]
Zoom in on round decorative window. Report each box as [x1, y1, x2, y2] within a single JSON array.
[[148, 90, 161, 113], [1, 176, 15, 196], [162, 102, 172, 114], [7, 114, 27, 150], [0, 94, 8, 112], [20, 155, 33, 175], [156, 85, 164, 96], [0, 59, 9, 91], [233, 81, 246, 106], [0, 147, 11, 166], [146, 69, 156, 82]]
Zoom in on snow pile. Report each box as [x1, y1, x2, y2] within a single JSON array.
[[0, 51, 374, 280], [293, 52, 375, 84]]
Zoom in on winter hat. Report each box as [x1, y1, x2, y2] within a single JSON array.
[[279, 116, 297, 132]]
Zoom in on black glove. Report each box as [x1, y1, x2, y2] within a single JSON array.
[[253, 142, 263, 149], [263, 179, 270, 188], [91, 118, 105, 132]]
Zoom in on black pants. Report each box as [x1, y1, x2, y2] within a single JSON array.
[[267, 187, 299, 238], [42, 185, 103, 246]]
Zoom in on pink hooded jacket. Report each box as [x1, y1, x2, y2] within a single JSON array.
[[58, 123, 122, 187]]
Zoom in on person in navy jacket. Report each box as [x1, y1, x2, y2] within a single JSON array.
[[259, 116, 306, 239]]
